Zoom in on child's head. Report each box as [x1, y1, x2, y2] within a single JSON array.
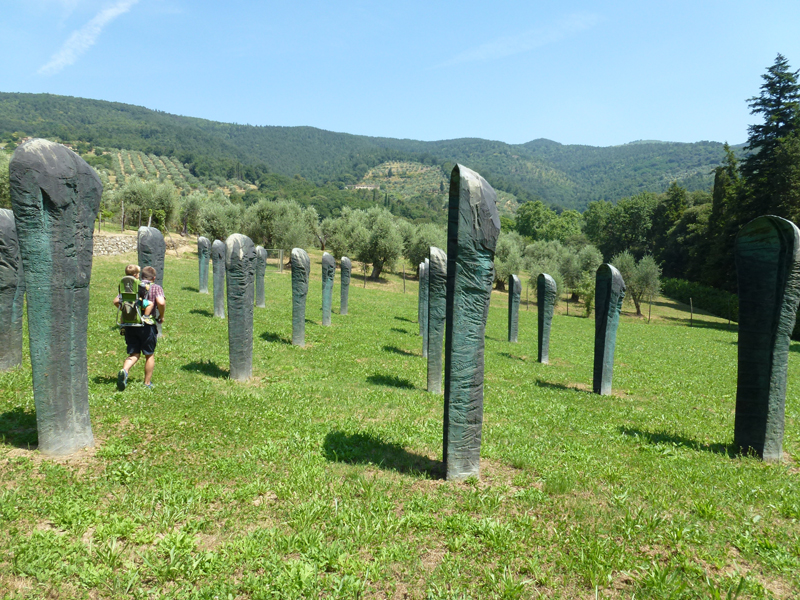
[[125, 264, 141, 278], [141, 266, 157, 282]]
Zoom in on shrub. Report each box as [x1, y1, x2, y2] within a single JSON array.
[[661, 278, 738, 322]]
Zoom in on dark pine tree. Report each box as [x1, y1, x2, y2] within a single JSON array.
[[740, 54, 800, 220]]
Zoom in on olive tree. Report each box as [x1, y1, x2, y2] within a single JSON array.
[[199, 200, 243, 241], [406, 223, 446, 275], [611, 250, 661, 316], [321, 207, 369, 260], [525, 240, 567, 306], [179, 191, 204, 235], [117, 178, 179, 230], [356, 207, 404, 280], [493, 231, 526, 291], [243, 199, 314, 253]]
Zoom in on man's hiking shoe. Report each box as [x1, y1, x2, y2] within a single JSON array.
[[117, 370, 128, 391]]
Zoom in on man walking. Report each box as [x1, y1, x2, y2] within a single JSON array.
[[114, 266, 166, 390]]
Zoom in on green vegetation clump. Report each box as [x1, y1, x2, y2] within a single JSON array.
[[662, 278, 739, 322]]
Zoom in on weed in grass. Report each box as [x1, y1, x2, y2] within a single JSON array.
[[694, 498, 719, 520], [49, 499, 100, 532], [106, 459, 140, 484], [543, 472, 575, 495], [636, 561, 689, 598], [92, 536, 125, 569], [472, 518, 515, 551], [485, 566, 532, 599], [425, 582, 473, 599]]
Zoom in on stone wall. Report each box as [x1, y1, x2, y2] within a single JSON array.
[[93, 235, 137, 256], [93, 234, 184, 256]]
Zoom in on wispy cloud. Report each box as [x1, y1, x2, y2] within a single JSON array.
[[436, 12, 602, 69], [38, 0, 140, 75]]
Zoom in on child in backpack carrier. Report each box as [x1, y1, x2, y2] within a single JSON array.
[[117, 264, 155, 330]]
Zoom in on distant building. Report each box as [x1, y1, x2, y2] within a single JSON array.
[[346, 184, 381, 190]]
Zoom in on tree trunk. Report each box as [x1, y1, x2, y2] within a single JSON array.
[[495, 280, 506, 292], [369, 260, 383, 280], [121, 199, 125, 232], [181, 215, 188, 237], [632, 294, 642, 316]]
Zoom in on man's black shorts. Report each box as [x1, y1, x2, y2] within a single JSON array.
[[124, 324, 158, 356]]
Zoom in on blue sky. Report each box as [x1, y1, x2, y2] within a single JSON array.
[[2, 0, 799, 147]]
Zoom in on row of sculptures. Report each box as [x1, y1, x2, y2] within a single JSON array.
[[195, 235, 354, 379], [416, 259, 622, 393], [0, 140, 797, 474], [197, 237, 352, 324]]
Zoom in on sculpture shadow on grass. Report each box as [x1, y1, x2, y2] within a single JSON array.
[[498, 352, 526, 361], [323, 431, 443, 478], [0, 407, 38, 449], [382, 345, 417, 357], [791, 343, 800, 353], [659, 316, 737, 332], [563, 312, 588, 319], [618, 427, 737, 457], [189, 309, 214, 318], [182, 286, 199, 292], [394, 316, 415, 324], [390, 327, 410, 334], [92, 374, 118, 385], [260, 331, 292, 345], [535, 379, 590, 394], [367, 373, 415, 389], [181, 360, 229, 379]]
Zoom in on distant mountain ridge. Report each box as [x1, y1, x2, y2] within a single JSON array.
[[0, 92, 733, 211]]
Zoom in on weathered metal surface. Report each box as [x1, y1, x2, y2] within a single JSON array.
[[443, 164, 500, 481], [537, 273, 557, 364], [291, 248, 311, 346], [138, 226, 165, 287], [255, 246, 267, 308], [212, 240, 226, 318], [225, 234, 256, 381], [418, 261, 426, 335], [422, 257, 430, 357], [322, 252, 335, 326], [427, 247, 447, 394], [0, 209, 24, 371], [735, 215, 800, 461], [508, 274, 521, 343], [198, 236, 210, 294], [9, 139, 100, 455], [593, 264, 625, 395], [340, 256, 351, 315]]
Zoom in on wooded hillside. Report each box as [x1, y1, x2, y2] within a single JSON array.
[[0, 92, 734, 211]]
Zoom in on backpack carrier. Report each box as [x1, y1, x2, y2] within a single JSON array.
[[117, 276, 153, 329]]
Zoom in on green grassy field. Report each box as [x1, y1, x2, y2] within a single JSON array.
[[1, 249, 799, 599]]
